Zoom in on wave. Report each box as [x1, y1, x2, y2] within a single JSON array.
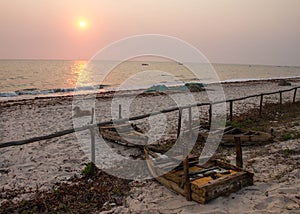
[[1, 76, 299, 99], [0, 85, 107, 98]]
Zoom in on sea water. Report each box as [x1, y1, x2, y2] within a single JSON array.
[[0, 60, 299, 100]]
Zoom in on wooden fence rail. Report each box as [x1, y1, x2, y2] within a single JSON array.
[[0, 85, 299, 149]]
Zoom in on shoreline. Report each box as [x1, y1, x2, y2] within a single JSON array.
[[1, 77, 300, 106]]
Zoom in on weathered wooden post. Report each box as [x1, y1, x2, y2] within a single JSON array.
[[208, 104, 212, 128], [259, 94, 264, 117], [118, 104, 122, 119], [188, 107, 192, 134], [90, 108, 95, 164], [293, 88, 297, 103], [183, 107, 192, 201], [177, 108, 182, 139], [183, 157, 191, 201], [279, 91, 283, 106], [234, 136, 243, 168], [229, 100, 233, 121]]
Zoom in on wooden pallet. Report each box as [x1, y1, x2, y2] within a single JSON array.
[[145, 147, 254, 204]]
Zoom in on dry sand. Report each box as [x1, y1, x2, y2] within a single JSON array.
[[0, 79, 300, 213]]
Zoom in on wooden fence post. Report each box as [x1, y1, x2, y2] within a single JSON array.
[[293, 88, 297, 103], [183, 157, 191, 201], [118, 104, 122, 119], [234, 137, 243, 168], [279, 92, 283, 106], [229, 101, 233, 121], [177, 108, 182, 139], [259, 94, 264, 117], [188, 107, 192, 134], [208, 104, 212, 127], [90, 108, 95, 164]]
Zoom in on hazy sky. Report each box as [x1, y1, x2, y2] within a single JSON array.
[[0, 0, 299, 66]]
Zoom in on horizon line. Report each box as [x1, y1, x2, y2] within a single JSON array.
[[0, 58, 299, 68]]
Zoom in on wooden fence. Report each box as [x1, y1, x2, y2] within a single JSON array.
[[0, 86, 299, 149]]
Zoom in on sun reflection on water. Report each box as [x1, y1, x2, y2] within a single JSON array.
[[71, 60, 90, 87]]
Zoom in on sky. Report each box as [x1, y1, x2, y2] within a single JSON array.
[[0, 0, 299, 66]]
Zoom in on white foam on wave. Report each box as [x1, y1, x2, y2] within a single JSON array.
[[0, 85, 106, 98], [1, 76, 299, 100]]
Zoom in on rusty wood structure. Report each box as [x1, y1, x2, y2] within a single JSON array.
[[144, 147, 253, 204]]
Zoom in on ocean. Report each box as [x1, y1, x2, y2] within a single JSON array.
[[0, 60, 299, 101]]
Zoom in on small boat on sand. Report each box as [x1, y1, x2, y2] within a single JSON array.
[[99, 123, 148, 147], [144, 147, 254, 204], [199, 126, 274, 146]]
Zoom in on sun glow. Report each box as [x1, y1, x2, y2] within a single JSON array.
[[79, 21, 87, 28]]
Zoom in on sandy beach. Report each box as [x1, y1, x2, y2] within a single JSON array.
[[1, 79, 300, 213]]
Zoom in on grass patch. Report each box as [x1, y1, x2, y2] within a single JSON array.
[[81, 162, 96, 178], [227, 102, 300, 140], [281, 133, 293, 141]]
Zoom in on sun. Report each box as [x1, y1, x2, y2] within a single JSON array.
[[79, 21, 87, 28]]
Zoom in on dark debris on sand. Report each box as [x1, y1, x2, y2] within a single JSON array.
[[0, 166, 131, 214]]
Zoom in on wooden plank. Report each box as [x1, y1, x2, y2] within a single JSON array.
[[213, 160, 244, 172], [203, 172, 253, 201], [155, 174, 207, 204], [155, 175, 185, 195]]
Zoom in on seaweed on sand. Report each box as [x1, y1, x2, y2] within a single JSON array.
[[0, 165, 131, 214]]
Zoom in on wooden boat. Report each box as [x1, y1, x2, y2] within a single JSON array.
[[144, 147, 253, 204], [199, 126, 274, 146], [99, 123, 148, 147]]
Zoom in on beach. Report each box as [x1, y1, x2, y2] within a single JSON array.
[[0, 78, 300, 213]]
